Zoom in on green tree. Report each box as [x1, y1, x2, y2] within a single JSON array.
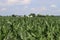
[[29, 13, 36, 17], [12, 14, 16, 17], [37, 14, 45, 17]]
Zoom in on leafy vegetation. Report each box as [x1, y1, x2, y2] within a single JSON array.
[[0, 14, 60, 40]]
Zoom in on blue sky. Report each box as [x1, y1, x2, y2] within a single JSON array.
[[0, 0, 60, 16]]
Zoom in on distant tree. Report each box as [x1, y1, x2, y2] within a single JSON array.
[[37, 14, 41, 17], [12, 14, 16, 17], [37, 14, 45, 17], [29, 13, 36, 17], [46, 15, 49, 17], [24, 15, 28, 17], [51, 15, 54, 17]]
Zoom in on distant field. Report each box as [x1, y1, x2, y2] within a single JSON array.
[[1, 16, 60, 40]]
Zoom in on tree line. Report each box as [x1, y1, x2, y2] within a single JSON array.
[[11, 13, 54, 17]]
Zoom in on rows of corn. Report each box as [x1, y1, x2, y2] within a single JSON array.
[[0, 16, 60, 40]]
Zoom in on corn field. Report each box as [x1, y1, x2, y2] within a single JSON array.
[[0, 16, 60, 40]]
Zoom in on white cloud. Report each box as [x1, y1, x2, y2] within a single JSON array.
[[50, 4, 57, 8], [7, 0, 19, 4], [23, 6, 28, 10], [0, 8, 7, 11], [0, 0, 31, 6], [22, 0, 31, 4], [31, 7, 47, 12], [40, 7, 47, 11], [31, 8, 36, 11]]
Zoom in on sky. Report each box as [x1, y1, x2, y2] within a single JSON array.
[[0, 0, 60, 16]]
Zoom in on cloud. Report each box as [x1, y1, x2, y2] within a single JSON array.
[[7, 0, 19, 4], [50, 4, 57, 8], [0, 8, 7, 11], [0, 0, 31, 6], [40, 7, 47, 11], [30, 7, 47, 12], [22, 0, 31, 4]]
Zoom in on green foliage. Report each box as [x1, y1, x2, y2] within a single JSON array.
[[29, 13, 36, 17], [37, 14, 45, 17], [12, 14, 16, 17], [0, 16, 60, 40]]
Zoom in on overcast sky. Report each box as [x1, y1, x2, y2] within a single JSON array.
[[0, 0, 60, 16]]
